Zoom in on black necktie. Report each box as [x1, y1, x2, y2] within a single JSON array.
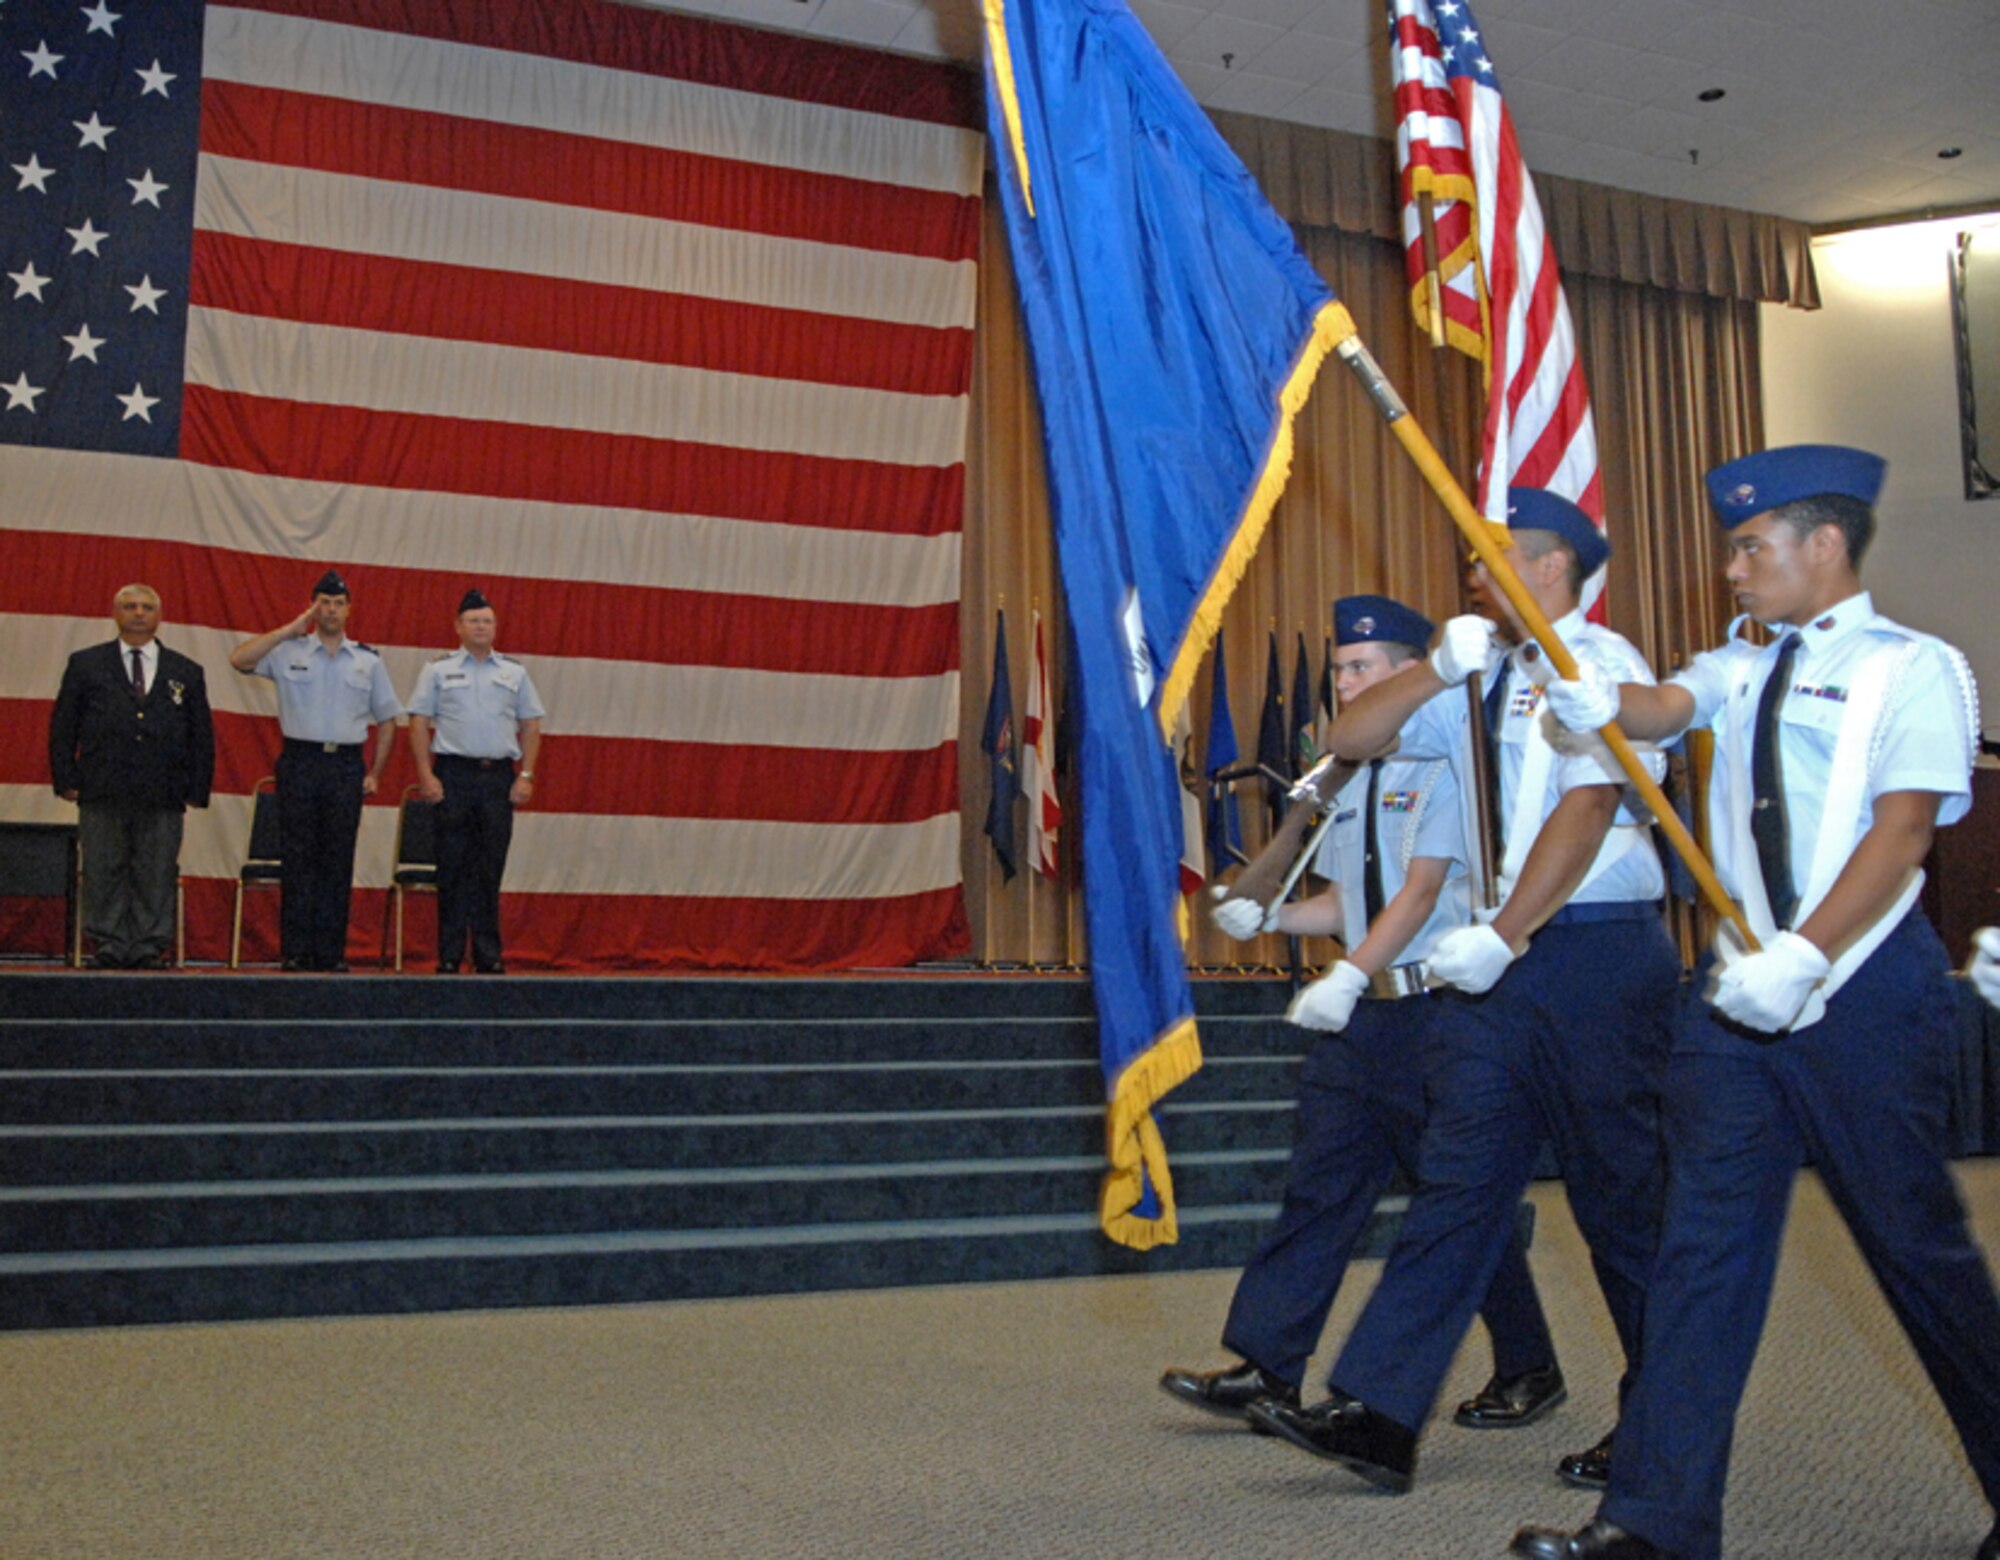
[[1481, 665, 1508, 858], [1363, 759, 1386, 925], [129, 647, 146, 699], [1751, 633, 1802, 928]]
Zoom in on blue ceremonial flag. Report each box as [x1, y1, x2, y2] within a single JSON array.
[[982, 610, 1020, 882], [983, 0, 1351, 1246], [1203, 637, 1243, 873]]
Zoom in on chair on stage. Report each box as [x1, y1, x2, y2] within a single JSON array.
[[229, 776, 283, 969], [381, 787, 438, 972]]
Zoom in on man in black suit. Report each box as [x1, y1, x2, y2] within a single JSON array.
[[48, 584, 215, 969]]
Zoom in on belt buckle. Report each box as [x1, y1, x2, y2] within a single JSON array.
[[321, 742, 339, 754]]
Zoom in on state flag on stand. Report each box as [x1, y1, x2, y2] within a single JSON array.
[[982, 609, 1019, 882], [1288, 630, 1315, 776], [1023, 608, 1061, 880], [1203, 636, 1243, 876], [1256, 629, 1287, 823]]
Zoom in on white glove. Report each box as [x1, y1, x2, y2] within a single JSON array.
[[1542, 661, 1621, 733], [1210, 885, 1278, 940], [1429, 614, 1502, 688], [1428, 924, 1518, 995], [1711, 930, 1831, 1033], [1969, 927, 2000, 1011], [1286, 960, 1371, 1032]]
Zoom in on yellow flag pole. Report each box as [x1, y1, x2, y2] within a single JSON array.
[[1417, 193, 1448, 351], [1328, 331, 1757, 952]]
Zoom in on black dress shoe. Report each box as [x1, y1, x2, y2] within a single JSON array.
[[474, 961, 505, 974], [324, 961, 350, 973], [437, 962, 460, 975], [1243, 1392, 1417, 1492], [1558, 1429, 1614, 1489], [1510, 1518, 1679, 1559], [1454, 1364, 1567, 1429], [1159, 1360, 1300, 1421], [1976, 1517, 1998, 1560], [281, 958, 308, 973]]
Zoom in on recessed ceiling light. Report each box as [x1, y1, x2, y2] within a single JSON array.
[[1939, 147, 1964, 159], [1697, 87, 1725, 102]]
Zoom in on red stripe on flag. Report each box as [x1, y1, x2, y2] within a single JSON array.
[[179, 389, 966, 537], [72, 879, 973, 970], [1508, 358, 1592, 492], [0, 534, 960, 678], [199, 80, 981, 264], [4, 700, 957, 825], [221, 0, 985, 129], [189, 235, 973, 398]]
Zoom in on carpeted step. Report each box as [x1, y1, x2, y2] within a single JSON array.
[[0, 1152, 1292, 1253]]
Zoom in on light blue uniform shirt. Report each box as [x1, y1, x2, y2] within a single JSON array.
[[252, 636, 402, 744], [1310, 754, 1469, 964], [1398, 611, 1666, 907], [1669, 590, 1975, 907], [406, 649, 547, 761]]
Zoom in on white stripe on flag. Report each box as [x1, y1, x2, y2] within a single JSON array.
[[0, 785, 960, 898], [204, 3, 985, 196], [0, 448, 961, 608], [1, 618, 960, 752], [193, 156, 979, 330], [183, 309, 971, 469]]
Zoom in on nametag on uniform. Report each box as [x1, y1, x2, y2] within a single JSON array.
[[440, 671, 472, 688], [283, 660, 313, 679], [1332, 808, 1358, 825]]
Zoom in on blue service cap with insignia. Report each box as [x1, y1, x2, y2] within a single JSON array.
[[458, 588, 492, 614], [311, 569, 350, 599], [1333, 593, 1435, 652], [1703, 444, 1886, 529], [1505, 486, 1610, 577]]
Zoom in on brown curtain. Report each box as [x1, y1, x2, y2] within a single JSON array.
[[961, 191, 1765, 967]]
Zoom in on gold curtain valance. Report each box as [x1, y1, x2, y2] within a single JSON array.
[[1207, 108, 1819, 309]]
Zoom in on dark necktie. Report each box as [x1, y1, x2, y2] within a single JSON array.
[[1362, 759, 1386, 925], [1750, 632, 1803, 928], [1481, 665, 1508, 857], [129, 647, 146, 699]]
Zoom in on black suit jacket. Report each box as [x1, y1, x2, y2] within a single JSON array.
[[48, 641, 216, 810]]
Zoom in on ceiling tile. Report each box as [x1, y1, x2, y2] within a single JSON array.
[[1128, 0, 1209, 51], [1168, 10, 1287, 72], [1242, 30, 1367, 86]]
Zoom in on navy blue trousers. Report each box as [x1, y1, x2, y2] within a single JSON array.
[[434, 758, 515, 968], [1326, 915, 1680, 1432], [1222, 992, 1557, 1388], [275, 746, 364, 969], [1602, 912, 2000, 1560]]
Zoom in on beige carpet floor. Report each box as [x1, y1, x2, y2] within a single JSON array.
[[3, 1162, 1997, 1559]]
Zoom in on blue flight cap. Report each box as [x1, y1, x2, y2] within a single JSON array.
[[1704, 444, 1887, 529], [1333, 594, 1435, 652], [1505, 487, 1610, 577]]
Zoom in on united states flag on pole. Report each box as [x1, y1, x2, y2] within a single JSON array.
[[1, 0, 982, 969], [1389, 0, 1606, 614]]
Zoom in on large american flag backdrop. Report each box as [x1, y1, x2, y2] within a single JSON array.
[[0, 0, 983, 970], [1388, 0, 1606, 613]]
